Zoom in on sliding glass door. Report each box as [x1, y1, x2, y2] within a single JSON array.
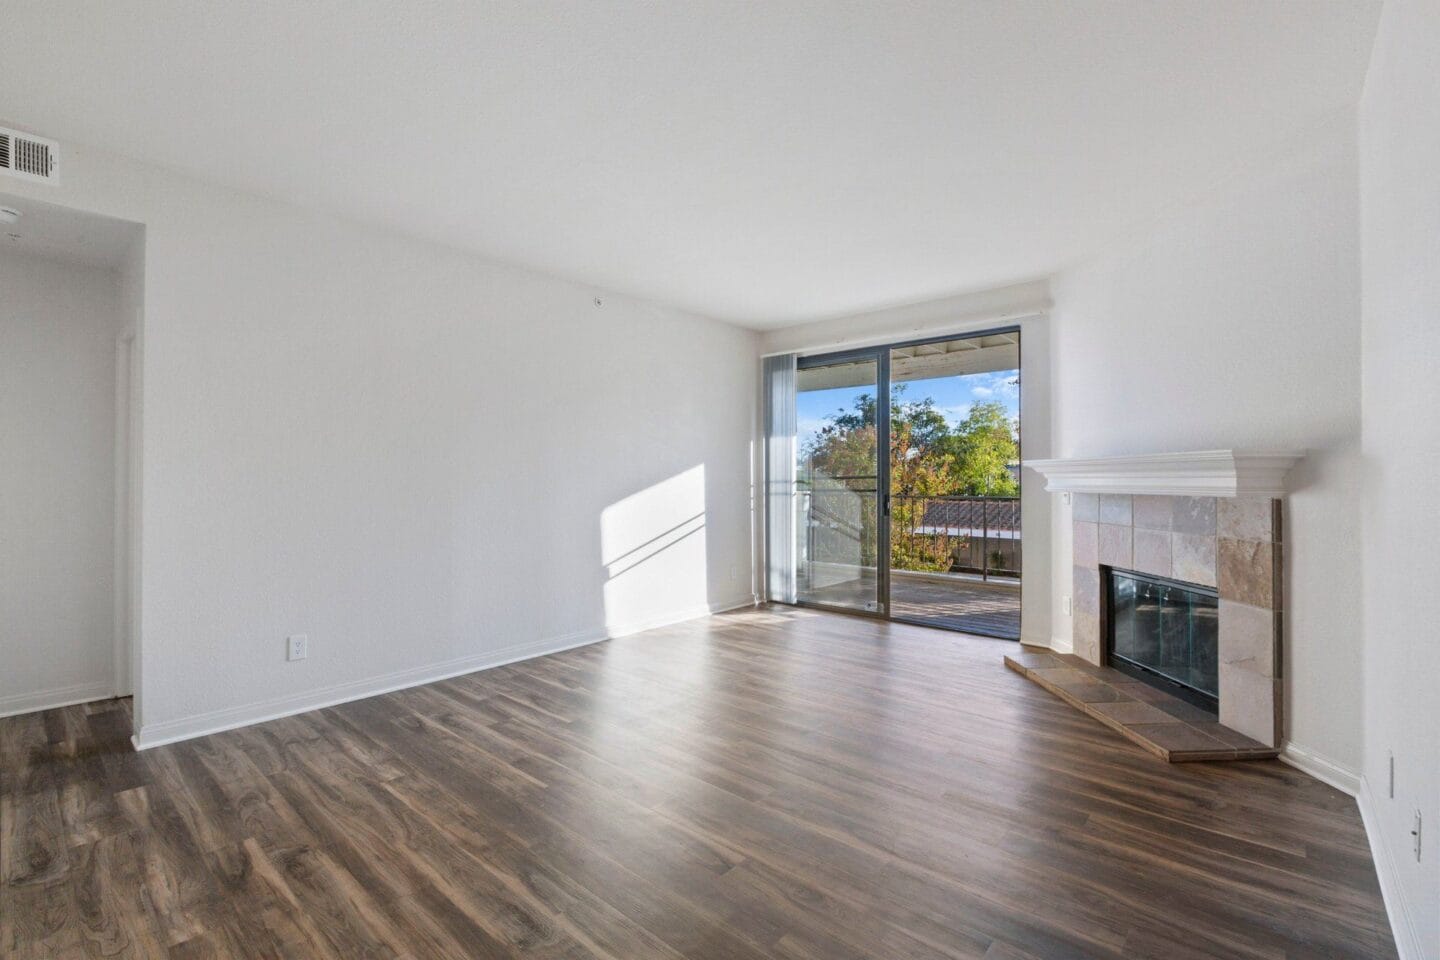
[[769, 326, 1022, 638], [885, 331, 1021, 638], [794, 350, 888, 614]]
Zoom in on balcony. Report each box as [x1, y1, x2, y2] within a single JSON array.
[[891, 494, 1020, 637], [798, 489, 1021, 639]]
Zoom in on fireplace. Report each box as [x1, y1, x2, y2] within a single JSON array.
[[1105, 567, 1219, 714], [1017, 450, 1300, 756], [1062, 490, 1283, 747]]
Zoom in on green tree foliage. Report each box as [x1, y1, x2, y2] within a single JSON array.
[[938, 401, 1019, 496], [801, 386, 1018, 572]]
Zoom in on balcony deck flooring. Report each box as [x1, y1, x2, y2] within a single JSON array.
[[800, 572, 1022, 638]]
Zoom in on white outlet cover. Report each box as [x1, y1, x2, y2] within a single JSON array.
[[287, 633, 308, 661]]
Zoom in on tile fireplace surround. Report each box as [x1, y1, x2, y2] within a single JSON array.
[[1070, 492, 1283, 747], [1019, 450, 1303, 758]]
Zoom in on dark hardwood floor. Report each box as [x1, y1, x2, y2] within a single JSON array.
[[2, 605, 1395, 959]]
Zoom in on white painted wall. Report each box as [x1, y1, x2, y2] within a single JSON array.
[[1358, 2, 1440, 954], [1, 251, 127, 715], [1048, 113, 1365, 774], [0, 138, 758, 744], [758, 283, 1055, 649]]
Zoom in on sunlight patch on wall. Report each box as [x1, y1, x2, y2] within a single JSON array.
[[600, 465, 708, 630]]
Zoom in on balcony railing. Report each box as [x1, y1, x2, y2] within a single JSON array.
[[797, 479, 1020, 582], [891, 494, 1019, 581]]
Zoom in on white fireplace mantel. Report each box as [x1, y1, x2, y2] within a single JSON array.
[[1023, 449, 1305, 498]]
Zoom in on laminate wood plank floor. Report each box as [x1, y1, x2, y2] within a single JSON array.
[[1, 605, 1395, 959]]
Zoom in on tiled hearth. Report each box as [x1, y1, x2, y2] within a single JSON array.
[[1004, 647, 1279, 761]]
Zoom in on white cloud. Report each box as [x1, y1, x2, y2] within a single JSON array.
[[797, 416, 830, 443], [971, 385, 994, 398], [937, 403, 972, 426]]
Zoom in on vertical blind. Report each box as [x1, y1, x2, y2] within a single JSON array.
[[762, 354, 798, 603]]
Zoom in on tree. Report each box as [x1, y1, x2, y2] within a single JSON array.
[[801, 387, 1019, 573], [940, 401, 1018, 496], [887, 412, 957, 571], [819, 385, 949, 454]]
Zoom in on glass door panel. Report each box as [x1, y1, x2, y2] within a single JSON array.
[[886, 331, 1021, 638], [794, 354, 884, 614]]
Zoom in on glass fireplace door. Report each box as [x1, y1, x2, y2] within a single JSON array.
[[1108, 568, 1219, 711]]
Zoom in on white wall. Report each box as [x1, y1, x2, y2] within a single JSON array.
[[0, 138, 758, 744], [1359, 1, 1440, 954], [1, 251, 127, 715], [759, 282, 1055, 648], [1049, 113, 1365, 774]]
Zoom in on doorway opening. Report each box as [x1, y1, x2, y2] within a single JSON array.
[[786, 328, 1021, 638], [0, 193, 144, 731]]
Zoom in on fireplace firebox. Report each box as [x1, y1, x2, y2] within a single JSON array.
[[1105, 567, 1219, 714]]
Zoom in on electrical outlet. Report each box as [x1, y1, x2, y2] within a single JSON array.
[[1414, 810, 1423, 862], [286, 634, 308, 662], [1063, 595, 1072, 616], [1062, 491, 1072, 506]]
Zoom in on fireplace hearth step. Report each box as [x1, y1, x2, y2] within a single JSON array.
[[1004, 646, 1278, 762]]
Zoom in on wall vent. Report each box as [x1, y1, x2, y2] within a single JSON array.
[[0, 127, 59, 184]]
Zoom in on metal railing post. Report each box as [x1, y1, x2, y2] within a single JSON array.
[[981, 497, 989, 582]]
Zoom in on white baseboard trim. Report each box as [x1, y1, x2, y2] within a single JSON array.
[[1357, 775, 1425, 960], [133, 596, 754, 751], [1047, 634, 1074, 654], [1280, 741, 1361, 796], [0, 679, 115, 719], [1278, 744, 1424, 956]]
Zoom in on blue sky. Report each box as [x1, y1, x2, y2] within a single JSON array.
[[797, 369, 1019, 449]]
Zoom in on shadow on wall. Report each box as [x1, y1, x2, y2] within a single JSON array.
[[600, 465, 710, 632]]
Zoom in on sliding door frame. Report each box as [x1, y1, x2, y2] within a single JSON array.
[[786, 323, 1022, 636], [793, 345, 890, 619]]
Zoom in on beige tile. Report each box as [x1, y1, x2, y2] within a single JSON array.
[[1099, 494, 1133, 525], [1067, 662, 1135, 684], [1090, 699, 1178, 725], [1154, 697, 1217, 723], [1072, 521, 1098, 569], [1219, 600, 1277, 677], [1097, 524, 1132, 568], [1126, 723, 1229, 755], [1132, 529, 1172, 578], [1072, 493, 1099, 523], [1033, 667, 1095, 686], [1072, 609, 1100, 665], [1008, 649, 1064, 671], [1121, 682, 1179, 704], [1172, 534, 1217, 587], [1219, 663, 1279, 747], [1189, 721, 1271, 752], [1217, 497, 1277, 542], [1057, 681, 1131, 703], [1172, 496, 1217, 535], [1133, 495, 1173, 531], [1218, 538, 1274, 608], [1072, 565, 1100, 615]]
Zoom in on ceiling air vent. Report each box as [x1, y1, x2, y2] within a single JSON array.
[[0, 127, 59, 184]]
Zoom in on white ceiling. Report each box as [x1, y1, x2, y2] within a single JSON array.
[[0, 192, 141, 270], [0, 2, 1379, 327]]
